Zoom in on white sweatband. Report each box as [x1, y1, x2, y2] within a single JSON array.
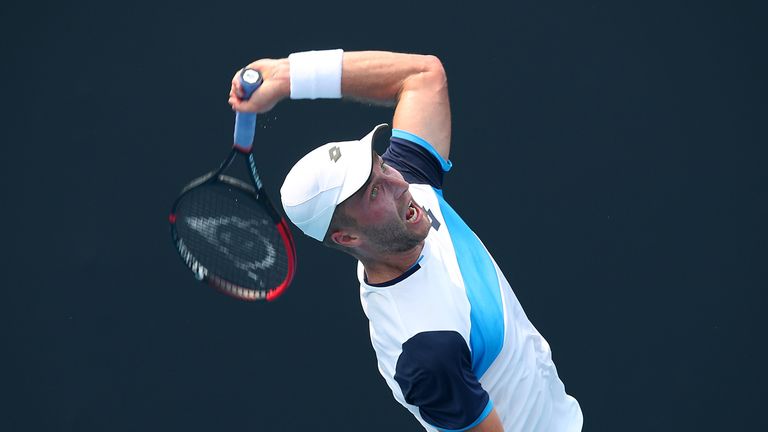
[[288, 49, 343, 99]]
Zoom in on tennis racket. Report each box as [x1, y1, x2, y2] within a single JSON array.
[[169, 68, 296, 301]]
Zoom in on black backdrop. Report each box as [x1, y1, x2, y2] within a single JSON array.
[[3, 1, 766, 431]]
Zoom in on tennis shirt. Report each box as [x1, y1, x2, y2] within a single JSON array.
[[357, 129, 583, 432]]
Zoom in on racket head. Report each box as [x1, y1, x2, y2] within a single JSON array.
[[169, 173, 296, 301]]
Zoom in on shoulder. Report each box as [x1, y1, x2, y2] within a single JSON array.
[[383, 129, 452, 189]]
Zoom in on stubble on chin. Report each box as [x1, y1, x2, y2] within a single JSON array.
[[367, 220, 426, 254]]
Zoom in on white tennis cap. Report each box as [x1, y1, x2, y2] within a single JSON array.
[[280, 124, 390, 241]]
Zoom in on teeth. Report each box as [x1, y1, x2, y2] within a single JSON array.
[[406, 201, 416, 222]]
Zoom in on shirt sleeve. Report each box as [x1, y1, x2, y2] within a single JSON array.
[[382, 129, 453, 189], [394, 331, 493, 432]]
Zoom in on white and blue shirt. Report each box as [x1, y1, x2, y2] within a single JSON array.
[[358, 130, 583, 432]]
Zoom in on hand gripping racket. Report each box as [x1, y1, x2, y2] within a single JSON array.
[[169, 69, 296, 301]]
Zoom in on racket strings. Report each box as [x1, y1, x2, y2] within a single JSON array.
[[174, 182, 289, 292]]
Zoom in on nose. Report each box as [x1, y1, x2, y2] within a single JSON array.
[[386, 170, 409, 199]]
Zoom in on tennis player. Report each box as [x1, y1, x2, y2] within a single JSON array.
[[229, 50, 583, 432]]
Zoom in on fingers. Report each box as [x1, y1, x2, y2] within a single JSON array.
[[231, 71, 243, 98], [228, 88, 252, 112], [229, 69, 264, 112], [229, 70, 245, 110], [227, 58, 283, 113]]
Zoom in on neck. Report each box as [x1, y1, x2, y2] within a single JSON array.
[[359, 241, 425, 285]]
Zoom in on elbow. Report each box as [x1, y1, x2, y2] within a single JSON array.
[[422, 55, 445, 74], [401, 54, 447, 94], [422, 55, 448, 88]]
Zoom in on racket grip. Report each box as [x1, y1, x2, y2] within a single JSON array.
[[233, 68, 264, 152]]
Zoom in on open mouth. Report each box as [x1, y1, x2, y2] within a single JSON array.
[[405, 200, 420, 223]]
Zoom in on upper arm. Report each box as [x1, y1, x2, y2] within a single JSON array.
[[392, 55, 451, 161], [395, 331, 492, 431]]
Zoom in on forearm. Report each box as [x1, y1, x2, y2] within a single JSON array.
[[340, 51, 444, 105]]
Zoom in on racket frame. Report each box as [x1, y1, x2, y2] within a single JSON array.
[[169, 150, 296, 301], [169, 68, 296, 301]]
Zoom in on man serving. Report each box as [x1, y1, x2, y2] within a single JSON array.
[[229, 49, 583, 432]]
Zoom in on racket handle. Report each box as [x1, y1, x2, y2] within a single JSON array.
[[233, 68, 264, 152]]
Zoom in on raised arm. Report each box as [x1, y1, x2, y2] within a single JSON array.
[[228, 50, 451, 160]]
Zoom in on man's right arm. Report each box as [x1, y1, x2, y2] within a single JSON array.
[[340, 51, 451, 162], [228, 50, 451, 161]]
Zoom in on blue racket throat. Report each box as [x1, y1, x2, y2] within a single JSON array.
[[233, 68, 264, 152]]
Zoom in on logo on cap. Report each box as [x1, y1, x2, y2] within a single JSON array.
[[328, 146, 341, 163]]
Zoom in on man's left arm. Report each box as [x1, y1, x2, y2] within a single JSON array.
[[467, 408, 504, 432], [395, 331, 504, 431]]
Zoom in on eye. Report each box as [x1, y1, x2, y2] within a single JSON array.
[[380, 160, 387, 172], [371, 186, 379, 199]]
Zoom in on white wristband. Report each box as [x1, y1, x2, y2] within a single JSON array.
[[288, 49, 343, 99]]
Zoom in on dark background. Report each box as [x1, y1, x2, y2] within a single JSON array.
[[3, 1, 766, 431]]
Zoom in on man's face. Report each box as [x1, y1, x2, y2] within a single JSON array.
[[341, 153, 432, 254]]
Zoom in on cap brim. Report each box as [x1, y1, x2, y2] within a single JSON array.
[[337, 123, 391, 204]]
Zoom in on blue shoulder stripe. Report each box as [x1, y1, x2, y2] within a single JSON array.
[[392, 129, 452, 172], [435, 189, 504, 379]]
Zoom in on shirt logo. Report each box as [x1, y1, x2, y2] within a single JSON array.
[[422, 206, 441, 231], [328, 146, 341, 163]]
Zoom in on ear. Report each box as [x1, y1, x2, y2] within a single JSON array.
[[330, 230, 361, 248]]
